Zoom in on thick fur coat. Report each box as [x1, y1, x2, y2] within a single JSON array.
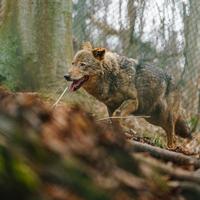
[[65, 42, 191, 148]]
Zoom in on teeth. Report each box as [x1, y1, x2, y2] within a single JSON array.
[[68, 76, 89, 92]]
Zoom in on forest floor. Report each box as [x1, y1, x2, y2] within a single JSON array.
[[0, 87, 199, 200], [48, 87, 200, 154]]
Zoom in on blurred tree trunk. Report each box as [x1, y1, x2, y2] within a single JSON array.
[[122, 0, 137, 57], [73, 0, 88, 49], [0, 0, 73, 91], [183, 0, 200, 115]]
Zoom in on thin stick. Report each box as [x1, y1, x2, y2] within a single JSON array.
[[52, 86, 69, 108], [97, 116, 150, 121]]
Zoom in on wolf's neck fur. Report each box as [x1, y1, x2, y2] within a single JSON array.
[[83, 71, 117, 102], [82, 54, 120, 102], [83, 52, 137, 106]]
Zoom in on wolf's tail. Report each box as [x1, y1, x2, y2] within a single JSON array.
[[175, 117, 192, 139]]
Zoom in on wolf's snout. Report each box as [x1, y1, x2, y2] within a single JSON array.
[[64, 74, 71, 81]]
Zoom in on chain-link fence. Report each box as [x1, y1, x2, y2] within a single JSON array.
[[72, 0, 200, 130]]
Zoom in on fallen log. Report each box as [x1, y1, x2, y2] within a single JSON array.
[[171, 182, 200, 199], [134, 154, 200, 185], [134, 153, 200, 197], [129, 140, 200, 169]]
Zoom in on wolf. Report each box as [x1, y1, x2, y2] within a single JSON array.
[[64, 42, 192, 148]]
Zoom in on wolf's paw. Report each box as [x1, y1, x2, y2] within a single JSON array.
[[166, 145, 177, 151], [129, 128, 137, 135], [122, 127, 137, 139], [113, 109, 121, 117], [124, 132, 134, 139], [166, 145, 188, 154]]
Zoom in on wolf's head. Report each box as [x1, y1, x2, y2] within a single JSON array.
[[64, 42, 106, 92]]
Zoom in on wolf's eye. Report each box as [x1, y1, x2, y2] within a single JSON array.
[[72, 62, 75, 65], [80, 63, 86, 67]]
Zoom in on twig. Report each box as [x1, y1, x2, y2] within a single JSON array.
[[52, 86, 69, 109], [97, 115, 150, 121]]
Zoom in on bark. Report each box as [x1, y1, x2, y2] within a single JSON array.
[[129, 140, 200, 169], [122, 0, 138, 57], [183, 0, 200, 115], [134, 154, 200, 184], [0, 0, 73, 91], [73, 0, 88, 49]]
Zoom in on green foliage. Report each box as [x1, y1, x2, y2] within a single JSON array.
[[152, 135, 165, 148], [0, 146, 40, 199], [188, 116, 198, 128], [0, 14, 23, 90], [12, 160, 40, 190]]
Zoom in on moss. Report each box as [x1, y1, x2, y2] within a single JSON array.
[[0, 1, 23, 90], [12, 161, 40, 191]]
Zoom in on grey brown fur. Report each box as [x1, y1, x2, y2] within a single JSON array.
[[65, 42, 191, 148]]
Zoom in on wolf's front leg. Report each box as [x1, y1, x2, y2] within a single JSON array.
[[112, 99, 138, 132], [164, 114, 176, 149]]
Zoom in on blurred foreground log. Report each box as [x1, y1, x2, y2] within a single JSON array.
[[0, 87, 199, 200]]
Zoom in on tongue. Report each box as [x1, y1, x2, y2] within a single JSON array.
[[69, 83, 75, 92], [69, 79, 83, 92]]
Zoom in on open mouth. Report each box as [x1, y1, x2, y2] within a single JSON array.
[[69, 75, 89, 92]]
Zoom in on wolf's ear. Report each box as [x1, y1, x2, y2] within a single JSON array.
[[92, 48, 106, 61], [82, 42, 92, 50]]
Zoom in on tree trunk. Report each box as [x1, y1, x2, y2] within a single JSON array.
[[0, 0, 73, 91], [183, 0, 200, 116]]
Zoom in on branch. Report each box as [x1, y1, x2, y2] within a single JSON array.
[[134, 154, 200, 184], [129, 140, 200, 169], [89, 15, 120, 36]]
